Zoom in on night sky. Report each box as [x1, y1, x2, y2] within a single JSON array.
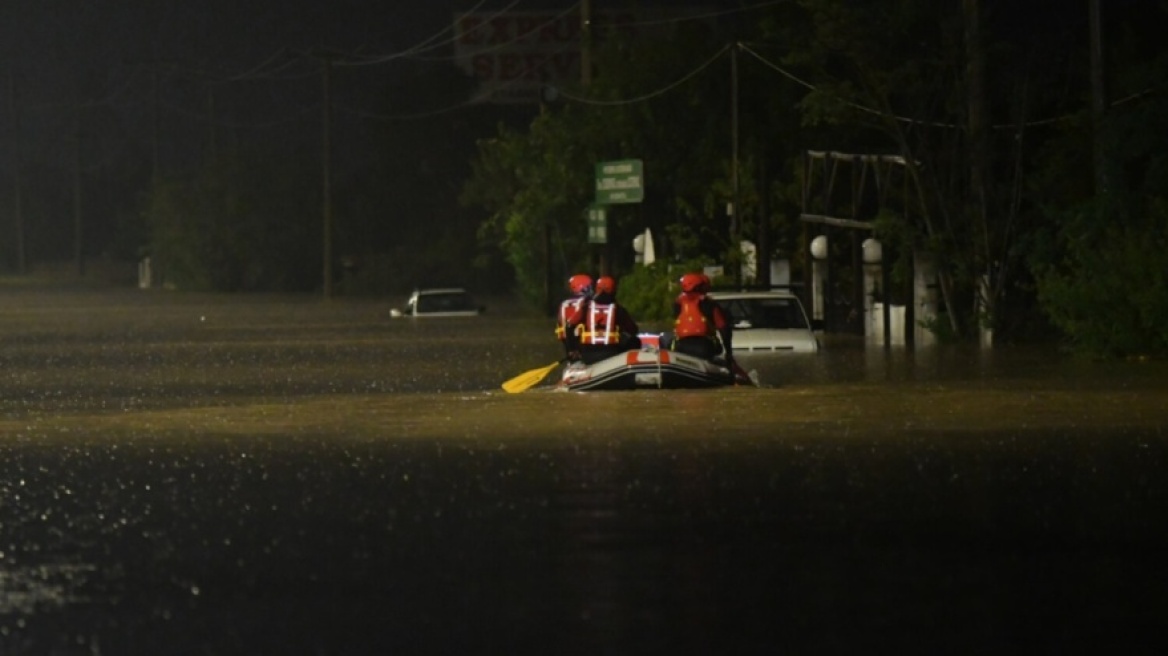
[[1, 1, 583, 160], [0, 1, 1153, 272], [0, 1, 603, 266], [0, 1, 760, 268], [0, 0, 1131, 175]]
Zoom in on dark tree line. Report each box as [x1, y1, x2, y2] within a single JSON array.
[[4, 1, 1164, 355], [462, 0, 1168, 356]]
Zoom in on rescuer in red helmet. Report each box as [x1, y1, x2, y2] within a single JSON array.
[[671, 272, 734, 362], [556, 274, 594, 360], [564, 274, 641, 364]]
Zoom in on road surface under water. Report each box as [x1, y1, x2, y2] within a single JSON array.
[[1, 287, 1166, 654]]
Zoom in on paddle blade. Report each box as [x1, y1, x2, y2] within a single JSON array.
[[731, 361, 760, 387], [502, 360, 562, 393]]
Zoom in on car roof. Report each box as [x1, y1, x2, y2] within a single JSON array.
[[708, 290, 799, 300], [412, 288, 469, 295]]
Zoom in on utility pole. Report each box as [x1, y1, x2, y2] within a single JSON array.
[[581, 0, 605, 277], [151, 68, 160, 184], [73, 95, 85, 276], [9, 68, 26, 275], [1088, 0, 1107, 197], [730, 42, 741, 284], [964, 0, 989, 340], [207, 85, 218, 165], [581, 0, 592, 87], [320, 54, 334, 300]]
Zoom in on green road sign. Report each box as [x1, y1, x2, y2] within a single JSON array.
[[587, 206, 607, 244], [595, 159, 644, 204]]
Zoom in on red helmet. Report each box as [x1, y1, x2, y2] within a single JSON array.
[[679, 272, 708, 293], [568, 274, 593, 295], [595, 275, 616, 296]]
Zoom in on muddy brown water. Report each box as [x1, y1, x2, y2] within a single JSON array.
[[1, 287, 1166, 654]]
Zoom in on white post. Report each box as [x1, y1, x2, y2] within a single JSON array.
[[810, 235, 828, 322], [914, 250, 937, 347], [978, 273, 993, 348], [861, 238, 882, 342], [138, 257, 152, 290]]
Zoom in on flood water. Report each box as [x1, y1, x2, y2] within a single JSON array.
[[1, 287, 1166, 654]]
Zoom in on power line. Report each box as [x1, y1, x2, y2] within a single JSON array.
[[336, 0, 523, 66], [556, 43, 730, 106], [740, 41, 1159, 130], [738, 42, 960, 128], [604, 0, 785, 28], [405, 2, 582, 65]]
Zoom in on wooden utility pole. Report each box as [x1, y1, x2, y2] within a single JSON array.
[[207, 85, 218, 165], [1088, 0, 1107, 197], [321, 55, 334, 299], [151, 68, 160, 184], [730, 42, 740, 284], [964, 0, 987, 229], [9, 68, 26, 275], [964, 0, 989, 339], [580, 0, 592, 87], [73, 96, 85, 276]]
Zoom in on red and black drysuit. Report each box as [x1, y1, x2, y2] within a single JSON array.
[[671, 290, 733, 361], [555, 292, 590, 359], [563, 292, 642, 364]]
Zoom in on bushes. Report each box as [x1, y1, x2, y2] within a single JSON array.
[[612, 260, 713, 329], [1035, 199, 1168, 357], [614, 263, 675, 327]]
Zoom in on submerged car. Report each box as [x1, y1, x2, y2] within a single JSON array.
[[708, 290, 820, 353], [390, 288, 484, 318]]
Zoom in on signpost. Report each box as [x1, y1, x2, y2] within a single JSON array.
[[590, 158, 642, 274], [594, 159, 644, 204], [587, 205, 607, 244]]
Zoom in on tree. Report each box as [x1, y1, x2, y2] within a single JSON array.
[[143, 151, 318, 292], [463, 18, 742, 309], [1030, 1, 1168, 356], [763, 0, 1104, 341]]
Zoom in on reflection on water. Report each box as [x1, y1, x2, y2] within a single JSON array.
[[1, 289, 1166, 653], [0, 563, 98, 614]]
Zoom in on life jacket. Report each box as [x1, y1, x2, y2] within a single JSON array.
[[674, 292, 716, 340], [579, 301, 621, 345], [555, 296, 586, 341]]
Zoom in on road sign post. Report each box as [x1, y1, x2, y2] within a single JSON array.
[[587, 206, 607, 244]]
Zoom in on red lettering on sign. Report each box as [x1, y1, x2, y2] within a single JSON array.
[[488, 16, 512, 45], [472, 54, 494, 79], [524, 53, 548, 81], [458, 16, 484, 45], [498, 53, 522, 80], [539, 17, 576, 43], [514, 16, 540, 45], [549, 52, 578, 79]]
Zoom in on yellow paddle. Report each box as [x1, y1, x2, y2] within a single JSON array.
[[502, 360, 564, 393]]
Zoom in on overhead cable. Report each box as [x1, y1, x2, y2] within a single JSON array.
[[556, 44, 731, 106]]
